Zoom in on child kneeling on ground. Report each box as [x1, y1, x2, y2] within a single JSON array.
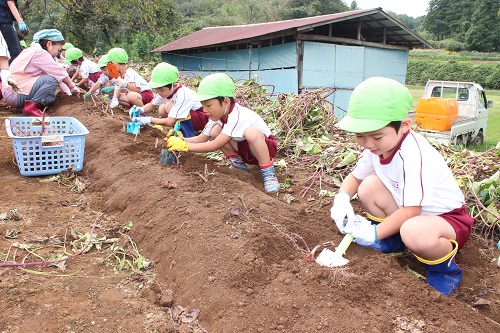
[[166, 73, 280, 193], [330, 77, 474, 295], [129, 62, 209, 138]]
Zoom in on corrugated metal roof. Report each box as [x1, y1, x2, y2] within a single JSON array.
[[152, 8, 430, 53]]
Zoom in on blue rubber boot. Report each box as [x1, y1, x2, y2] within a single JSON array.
[[415, 239, 462, 295], [260, 159, 280, 193], [367, 213, 405, 254], [226, 154, 247, 171]]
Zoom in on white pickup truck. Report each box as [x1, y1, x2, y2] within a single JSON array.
[[410, 80, 493, 146]]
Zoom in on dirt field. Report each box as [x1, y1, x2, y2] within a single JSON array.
[[1, 94, 499, 333]]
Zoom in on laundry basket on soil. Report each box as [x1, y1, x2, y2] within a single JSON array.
[[5, 117, 90, 176]]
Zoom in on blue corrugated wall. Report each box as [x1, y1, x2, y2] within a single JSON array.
[[161, 41, 408, 119]]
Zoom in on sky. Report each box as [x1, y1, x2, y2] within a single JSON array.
[[349, 0, 430, 17]]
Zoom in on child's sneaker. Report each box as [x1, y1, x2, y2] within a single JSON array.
[[227, 154, 247, 171], [260, 159, 280, 193]]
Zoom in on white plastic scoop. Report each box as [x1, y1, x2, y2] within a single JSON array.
[[315, 233, 354, 267]]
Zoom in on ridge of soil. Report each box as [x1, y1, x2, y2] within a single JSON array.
[[0, 95, 499, 333]]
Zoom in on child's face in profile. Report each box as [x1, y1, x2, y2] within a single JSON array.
[[153, 85, 174, 98], [201, 98, 230, 121], [354, 118, 411, 158]]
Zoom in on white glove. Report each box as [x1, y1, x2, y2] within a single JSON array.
[[132, 116, 152, 125], [113, 78, 128, 88], [71, 86, 81, 94], [343, 215, 377, 244], [109, 98, 119, 108], [129, 105, 146, 117], [1, 69, 21, 93], [330, 192, 354, 233]]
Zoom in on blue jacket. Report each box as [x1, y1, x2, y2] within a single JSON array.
[[0, 0, 17, 24]]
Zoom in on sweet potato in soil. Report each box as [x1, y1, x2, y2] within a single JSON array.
[[0, 95, 499, 333]]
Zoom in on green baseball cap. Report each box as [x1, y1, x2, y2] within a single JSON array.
[[337, 77, 412, 133], [107, 47, 129, 64], [194, 73, 235, 102], [65, 48, 83, 64], [97, 54, 110, 68], [62, 43, 74, 50], [148, 63, 179, 88], [19, 40, 27, 47]]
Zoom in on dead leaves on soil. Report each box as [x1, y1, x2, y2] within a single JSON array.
[[38, 168, 87, 193], [169, 305, 207, 332]]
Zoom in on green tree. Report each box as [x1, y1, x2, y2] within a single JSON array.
[[425, 0, 456, 40], [282, 0, 348, 19], [464, 0, 500, 52], [23, 0, 181, 59]]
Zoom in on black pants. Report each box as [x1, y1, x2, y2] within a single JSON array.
[[0, 23, 21, 63]]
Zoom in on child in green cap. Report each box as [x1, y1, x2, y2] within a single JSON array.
[[83, 54, 114, 99], [129, 62, 209, 137], [60, 43, 76, 75], [106, 47, 153, 109], [66, 48, 102, 90], [166, 73, 280, 193], [330, 77, 473, 295]]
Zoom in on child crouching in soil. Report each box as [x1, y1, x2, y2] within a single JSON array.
[[65, 48, 102, 90], [166, 73, 280, 193], [106, 47, 153, 109], [330, 77, 474, 295], [83, 54, 114, 99], [129, 62, 209, 138]]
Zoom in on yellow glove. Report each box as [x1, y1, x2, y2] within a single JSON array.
[[167, 136, 189, 152], [167, 128, 184, 139]]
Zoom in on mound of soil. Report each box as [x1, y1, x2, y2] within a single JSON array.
[[0, 95, 499, 332]]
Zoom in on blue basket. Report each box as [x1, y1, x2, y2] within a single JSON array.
[[5, 117, 90, 177]]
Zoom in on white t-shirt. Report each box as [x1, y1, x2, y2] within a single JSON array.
[[97, 74, 110, 85], [0, 33, 9, 58], [151, 84, 203, 119], [351, 130, 465, 215], [78, 59, 100, 78], [202, 103, 272, 142], [122, 67, 150, 92]]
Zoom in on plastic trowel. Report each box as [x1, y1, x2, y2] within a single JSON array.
[[315, 233, 354, 267], [159, 122, 181, 166], [126, 107, 142, 135]]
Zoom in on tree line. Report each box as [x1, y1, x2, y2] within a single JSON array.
[[17, 0, 500, 62]]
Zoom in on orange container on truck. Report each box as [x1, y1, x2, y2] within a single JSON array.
[[410, 80, 492, 146], [415, 97, 458, 131]]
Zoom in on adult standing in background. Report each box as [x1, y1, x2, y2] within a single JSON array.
[[0, 27, 20, 95], [0, 0, 28, 62]]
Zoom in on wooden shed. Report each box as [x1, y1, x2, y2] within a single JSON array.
[[151, 8, 430, 117]]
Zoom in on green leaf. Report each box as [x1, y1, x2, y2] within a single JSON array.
[[335, 151, 357, 168]]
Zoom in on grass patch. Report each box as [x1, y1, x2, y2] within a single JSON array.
[[406, 84, 424, 112], [483, 89, 500, 149]]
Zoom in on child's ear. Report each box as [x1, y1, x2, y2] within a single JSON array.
[[401, 117, 412, 131]]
